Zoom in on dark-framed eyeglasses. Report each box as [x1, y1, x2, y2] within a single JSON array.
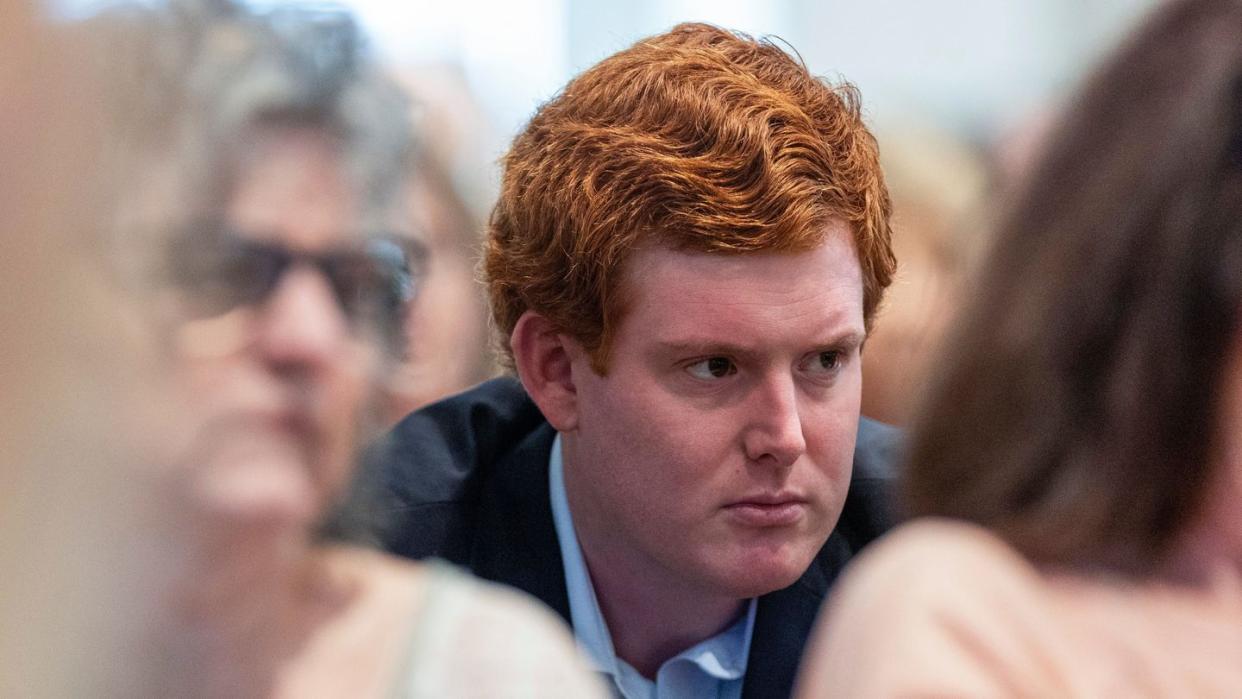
[[166, 222, 428, 353]]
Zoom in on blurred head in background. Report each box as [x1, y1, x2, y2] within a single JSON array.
[[902, 0, 1242, 580], [860, 126, 988, 426], [87, 7, 612, 697], [92, 1, 427, 693], [382, 69, 495, 421], [107, 0, 418, 530]]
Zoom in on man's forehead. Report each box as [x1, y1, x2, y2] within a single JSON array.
[[611, 224, 866, 346], [620, 221, 861, 294]]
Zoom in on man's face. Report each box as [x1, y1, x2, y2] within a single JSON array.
[[561, 221, 865, 598], [171, 127, 381, 525]]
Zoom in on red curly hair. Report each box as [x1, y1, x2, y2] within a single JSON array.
[[485, 22, 895, 372]]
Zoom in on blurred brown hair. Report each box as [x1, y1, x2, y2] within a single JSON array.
[[903, 0, 1242, 575], [484, 22, 894, 372]]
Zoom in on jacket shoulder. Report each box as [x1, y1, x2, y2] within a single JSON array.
[[838, 417, 902, 551], [806, 417, 903, 583], [348, 378, 548, 559], [853, 416, 902, 481]]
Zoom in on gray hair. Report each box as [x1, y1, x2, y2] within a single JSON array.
[[101, 0, 413, 254]]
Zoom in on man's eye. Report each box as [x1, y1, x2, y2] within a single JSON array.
[[806, 350, 842, 374], [686, 357, 736, 380]]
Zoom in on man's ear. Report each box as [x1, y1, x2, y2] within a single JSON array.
[[511, 311, 579, 432]]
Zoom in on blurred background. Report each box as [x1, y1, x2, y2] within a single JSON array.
[[52, 0, 1162, 147], [45, 0, 1165, 424]]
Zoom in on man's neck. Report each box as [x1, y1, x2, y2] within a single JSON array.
[[579, 542, 747, 679], [555, 433, 752, 679]]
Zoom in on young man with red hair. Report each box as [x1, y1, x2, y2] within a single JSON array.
[[364, 23, 899, 698]]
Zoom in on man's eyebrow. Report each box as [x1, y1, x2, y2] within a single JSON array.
[[654, 331, 867, 359], [832, 331, 867, 350], [654, 340, 760, 360]]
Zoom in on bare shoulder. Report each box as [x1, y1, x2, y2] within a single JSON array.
[[795, 520, 1068, 698], [839, 518, 1037, 596], [822, 518, 1050, 635]]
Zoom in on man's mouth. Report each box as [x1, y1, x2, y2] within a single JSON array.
[[724, 493, 807, 527]]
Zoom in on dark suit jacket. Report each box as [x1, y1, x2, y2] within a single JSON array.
[[360, 378, 900, 699]]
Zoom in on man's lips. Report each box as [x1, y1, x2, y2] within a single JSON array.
[[724, 494, 808, 527]]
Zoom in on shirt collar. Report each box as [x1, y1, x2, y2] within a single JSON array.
[[548, 434, 757, 689]]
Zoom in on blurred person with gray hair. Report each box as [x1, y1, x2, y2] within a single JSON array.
[[97, 1, 603, 695], [382, 79, 495, 421]]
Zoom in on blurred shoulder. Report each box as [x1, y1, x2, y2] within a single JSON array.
[[310, 550, 604, 697], [796, 520, 1070, 697], [854, 518, 1033, 581], [829, 518, 1046, 621], [425, 561, 573, 640], [402, 561, 607, 698]]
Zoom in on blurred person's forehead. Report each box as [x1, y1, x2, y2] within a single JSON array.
[[225, 126, 358, 248], [113, 125, 404, 233]]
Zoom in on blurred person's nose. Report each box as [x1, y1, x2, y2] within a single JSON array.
[[254, 262, 351, 373], [742, 372, 808, 468]]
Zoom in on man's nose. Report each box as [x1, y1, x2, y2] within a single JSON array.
[[742, 373, 808, 468], [253, 264, 350, 373]]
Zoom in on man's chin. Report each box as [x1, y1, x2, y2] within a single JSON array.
[[705, 548, 817, 598]]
